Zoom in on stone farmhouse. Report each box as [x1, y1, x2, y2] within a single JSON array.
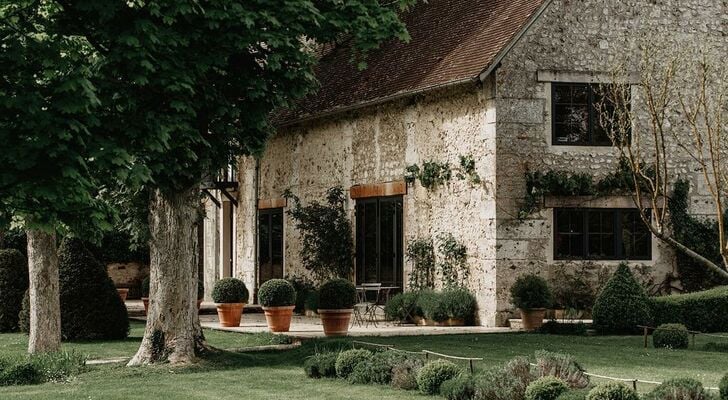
[[200, 0, 726, 326]]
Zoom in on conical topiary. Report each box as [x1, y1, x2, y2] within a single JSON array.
[[58, 238, 129, 340], [0, 249, 28, 332], [592, 263, 651, 334]]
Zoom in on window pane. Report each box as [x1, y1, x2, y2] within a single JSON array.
[[621, 210, 652, 259], [555, 209, 584, 259], [554, 105, 589, 144], [587, 210, 616, 258]]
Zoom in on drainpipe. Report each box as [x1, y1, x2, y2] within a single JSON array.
[[253, 157, 260, 299]]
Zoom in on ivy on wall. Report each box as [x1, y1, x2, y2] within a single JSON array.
[[406, 233, 470, 290], [405, 155, 481, 190], [406, 237, 436, 291], [436, 232, 469, 289]]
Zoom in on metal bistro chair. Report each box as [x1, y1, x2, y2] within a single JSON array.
[[352, 283, 382, 328]]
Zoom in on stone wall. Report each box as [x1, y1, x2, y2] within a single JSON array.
[[236, 83, 501, 325], [492, 0, 727, 323]]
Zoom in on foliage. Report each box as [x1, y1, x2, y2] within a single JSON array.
[[405, 161, 452, 189], [503, 356, 536, 396], [437, 233, 470, 289], [416, 359, 461, 395], [511, 274, 553, 309], [557, 390, 589, 400], [406, 238, 436, 291], [720, 374, 728, 400], [534, 351, 589, 389], [0, 249, 28, 332], [88, 231, 149, 265], [304, 352, 338, 379], [285, 187, 354, 281], [304, 290, 320, 312], [549, 263, 599, 311], [474, 366, 529, 400], [384, 291, 421, 322], [335, 349, 372, 379], [350, 351, 411, 385], [592, 263, 652, 334], [653, 324, 689, 349], [0, 228, 26, 256], [586, 383, 639, 400], [520, 159, 644, 219], [211, 278, 249, 304], [258, 279, 296, 307], [644, 378, 712, 400], [318, 278, 357, 310], [457, 155, 482, 185], [52, 238, 129, 340], [538, 321, 588, 336], [0, 351, 85, 386], [441, 288, 477, 322], [287, 275, 316, 314], [650, 286, 728, 332], [441, 373, 476, 400], [391, 357, 424, 390], [417, 290, 448, 322], [141, 276, 150, 298], [669, 180, 728, 291], [525, 377, 569, 400]]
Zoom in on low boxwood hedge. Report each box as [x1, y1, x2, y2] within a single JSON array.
[[586, 383, 639, 400], [304, 352, 338, 378], [650, 286, 728, 332], [643, 378, 709, 400], [526, 376, 569, 400], [416, 359, 461, 395], [652, 323, 689, 349]]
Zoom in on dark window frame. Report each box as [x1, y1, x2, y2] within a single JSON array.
[[554, 208, 652, 261], [551, 82, 619, 146], [257, 207, 284, 286], [355, 195, 404, 289]]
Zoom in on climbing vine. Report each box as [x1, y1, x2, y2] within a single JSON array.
[[519, 158, 649, 219], [406, 237, 436, 291], [405, 154, 480, 190], [436, 233, 469, 289]]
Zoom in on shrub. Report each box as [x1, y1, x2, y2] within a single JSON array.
[[720, 374, 727, 400], [650, 286, 728, 332], [384, 291, 420, 322], [335, 349, 372, 379], [304, 352, 338, 378], [534, 351, 589, 389], [318, 278, 356, 310], [304, 290, 319, 312], [557, 390, 589, 400], [258, 279, 296, 307], [592, 263, 651, 334], [511, 274, 553, 309], [0, 362, 41, 386], [586, 383, 639, 400], [442, 288, 477, 322], [211, 277, 249, 303], [0, 228, 26, 256], [391, 357, 424, 390], [416, 359, 461, 395], [287, 276, 315, 314], [644, 378, 712, 400], [38, 238, 129, 340], [358, 351, 411, 385], [441, 373, 476, 400], [0, 249, 28, 332], [141, 276, 150, 298], [474, 366, 528, 400], [526, 377, 569, 400], [539, 321, 588, 336], [417, 290, 448, 323], [653, 323, 689, 349], [0, 351, 85, 386], [503, 356, 535, 396]]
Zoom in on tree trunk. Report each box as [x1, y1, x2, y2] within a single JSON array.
[[128, 186, 209, 366], [26, 229, 61, 354]]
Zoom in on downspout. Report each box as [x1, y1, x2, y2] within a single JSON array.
[[253, 157, 260, 300]]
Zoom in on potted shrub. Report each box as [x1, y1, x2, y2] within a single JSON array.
[[212, 277, 249, 327], [417, 290, 448, 326], [442, 288, 477, 326], [259, 279, 296, 332], [141, 277, 150, 315], [196, 278, 204, 312], [510, 274, 552, 330], [116, 287, 130, 302], [317, 278, 356, 336]]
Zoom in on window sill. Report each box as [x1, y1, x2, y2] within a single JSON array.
[[544, 195, 662, 209]]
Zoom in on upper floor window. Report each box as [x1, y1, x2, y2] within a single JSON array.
[[554, 208, 652, 260], [552, 83, 616, 146]]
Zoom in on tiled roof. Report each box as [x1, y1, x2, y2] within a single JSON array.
[[276, 0, 547, 126]]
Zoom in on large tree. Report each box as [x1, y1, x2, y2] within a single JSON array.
[[0, 1, 132, 353], [57, 0, 414, 365]]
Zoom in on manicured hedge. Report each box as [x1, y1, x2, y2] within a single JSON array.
[[258, 279, 296, 307], [0, 249, 28, 332], [318, 279, 356, 310], [525, 376, 569, 400], [652, 323, 689, 349], [211, 278, 249, 303], [650, 286, 728, 332], [416, 359, 461, 395], [592, 263, 651, 334]]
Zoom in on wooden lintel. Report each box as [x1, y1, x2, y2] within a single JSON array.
[[350, 180, 407, 200], [258, 197, 287, 210], [544, 195, 664, 209]]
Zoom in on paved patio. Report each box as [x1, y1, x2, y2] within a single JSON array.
[[126, 300, 513, 338]]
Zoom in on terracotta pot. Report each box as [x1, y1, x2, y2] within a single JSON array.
[[142, 297, 149, 315], [447, 318, 465, 327], [413, 316, 424, 326], [116, 288, 129, 302], [318, 309, 353, 336], [216, 303, 245, 327], [263, 305, 295, 332], [520, 308, 547, 331], [554, 309, 566, 320]]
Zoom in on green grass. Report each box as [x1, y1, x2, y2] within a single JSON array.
[[1, 322, 726, 399]]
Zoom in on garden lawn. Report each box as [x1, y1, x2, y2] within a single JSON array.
[[1, 322, 726, 399]]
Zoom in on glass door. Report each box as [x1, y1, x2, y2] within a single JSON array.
[[355, 196, 403, 288], [258, 208, 284, 285]]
